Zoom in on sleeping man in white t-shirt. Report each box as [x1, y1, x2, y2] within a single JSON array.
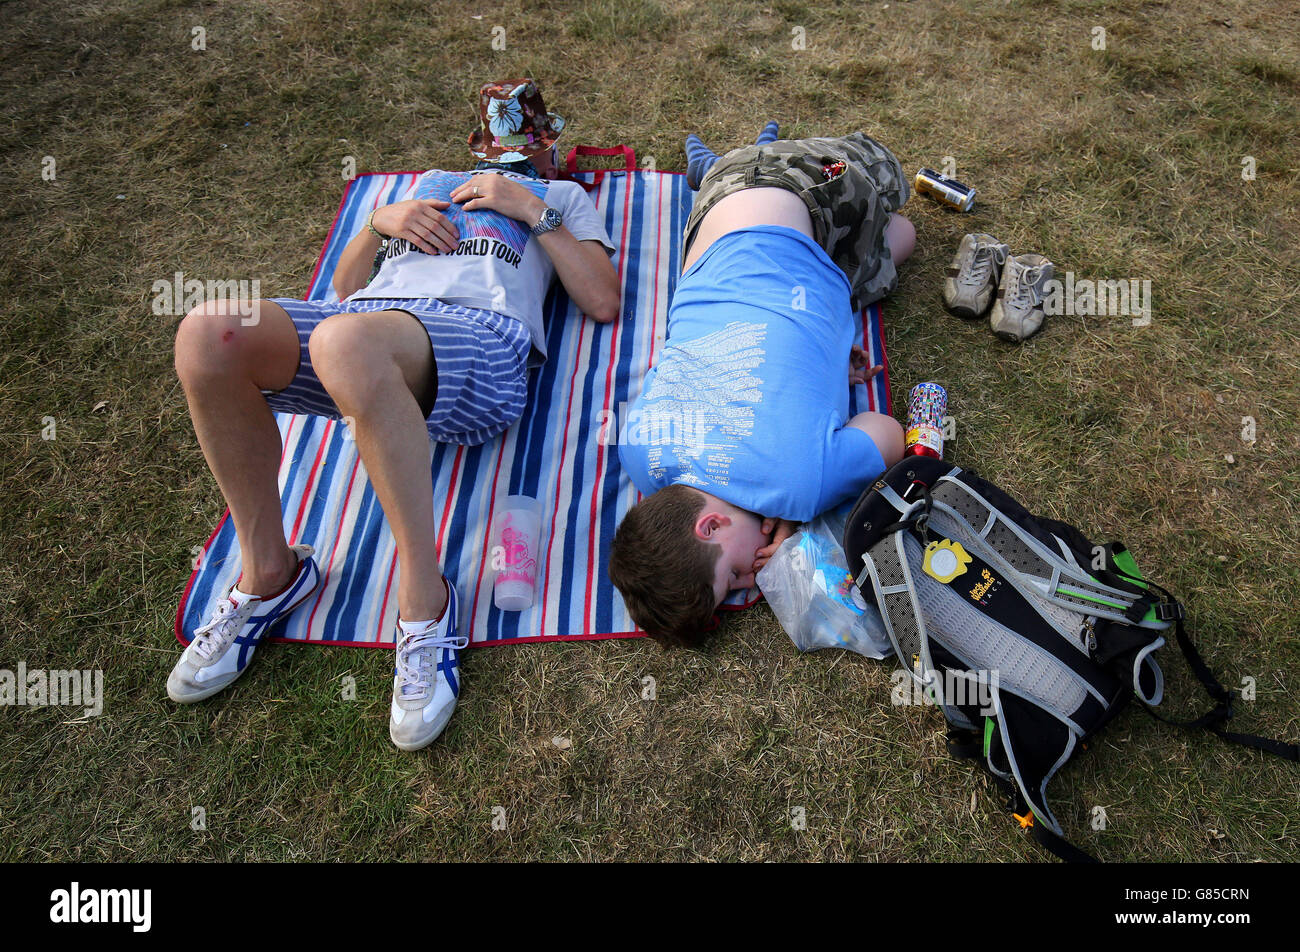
[[166, 79, 619, 752]]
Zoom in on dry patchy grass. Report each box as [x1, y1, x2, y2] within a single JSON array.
[[1, 0, 1298, 861]]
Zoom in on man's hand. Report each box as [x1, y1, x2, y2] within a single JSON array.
[[849, 345, 883, 387], [450, 172, 620, 322], [753, 517, 800, 573], [450, 174, 547, 225], [372, 199, 460, 255]]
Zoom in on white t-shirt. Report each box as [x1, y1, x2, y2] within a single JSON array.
[[351, 169, 616, 363]]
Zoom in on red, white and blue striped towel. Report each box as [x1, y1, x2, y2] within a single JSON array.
[[174, 162, 892, 648]]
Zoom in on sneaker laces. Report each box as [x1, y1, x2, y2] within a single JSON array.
[[1007, 264, 1045, 309], [192, 596, 257, 660], [395, 627, 469, 700], [961, 243, 1007, 287]]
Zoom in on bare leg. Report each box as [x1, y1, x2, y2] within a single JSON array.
[[174, 299, 302, 595], [885, 213, 916, 265], [308, 311, 448, 622]]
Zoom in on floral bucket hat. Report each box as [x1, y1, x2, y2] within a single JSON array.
[[468, 79, 567, 163]]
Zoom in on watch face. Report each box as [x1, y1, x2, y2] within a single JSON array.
[[535, 207, 562, 233]]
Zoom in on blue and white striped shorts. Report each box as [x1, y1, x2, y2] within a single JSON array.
[[263, 297, 532, 446]]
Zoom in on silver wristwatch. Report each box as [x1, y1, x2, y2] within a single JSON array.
[[530, 206, 563, 236]]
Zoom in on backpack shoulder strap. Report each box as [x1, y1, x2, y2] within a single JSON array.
[[948, 725, 1100, 863], [1136, 584, 1299, 762]]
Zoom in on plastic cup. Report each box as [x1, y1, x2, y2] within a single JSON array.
[[493, 495, 542, 611]]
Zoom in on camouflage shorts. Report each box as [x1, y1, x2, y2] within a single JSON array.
[[684, 132, 910, 310]]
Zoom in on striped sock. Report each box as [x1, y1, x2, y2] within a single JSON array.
[[684, 134, 719, 190], [755, 120, 779, 145]]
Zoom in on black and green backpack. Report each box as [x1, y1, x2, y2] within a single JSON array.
[[842, 455, 1297, 861]]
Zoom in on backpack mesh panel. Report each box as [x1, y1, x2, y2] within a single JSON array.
[[883, 588, 921, 663], [985, 520, 1054, 582], [901, 534, 1090, 718], [925, 499, 1097, 647], [933, 482, 990, 534], [875, 546, 906, 588], [926, 508, 1091, 651]]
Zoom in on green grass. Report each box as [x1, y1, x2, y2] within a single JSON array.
[[2, 0, 1298, 861]]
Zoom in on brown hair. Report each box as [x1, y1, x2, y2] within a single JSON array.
[[608, 484, 721, 647]]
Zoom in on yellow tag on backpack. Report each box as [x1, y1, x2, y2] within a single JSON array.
[[922, 539, 971, 584]]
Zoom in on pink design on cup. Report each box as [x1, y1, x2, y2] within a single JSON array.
[[494, 495, 542, 612], [498, 525, 538, 585]]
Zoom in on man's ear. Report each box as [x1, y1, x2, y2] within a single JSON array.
[[693, 511, 730, 540]]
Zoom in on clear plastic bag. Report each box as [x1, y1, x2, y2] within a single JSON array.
[[755, 508, 891, 659]]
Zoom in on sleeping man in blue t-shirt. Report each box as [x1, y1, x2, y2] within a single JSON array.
[[610, 127, 915, 645]]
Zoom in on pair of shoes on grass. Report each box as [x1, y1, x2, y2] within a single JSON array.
[[166, 545, 466, 752], [942, 233, 1055, 343]]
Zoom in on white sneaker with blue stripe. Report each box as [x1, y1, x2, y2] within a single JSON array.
[[389, 579, 468, 751], [167, 544, 320, 703]]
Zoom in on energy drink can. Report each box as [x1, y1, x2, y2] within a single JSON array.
[[914, 168, 976, 212], [904, 382, 947, 459]]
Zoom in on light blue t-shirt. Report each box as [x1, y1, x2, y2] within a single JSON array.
[[618, 225, 886, 521]]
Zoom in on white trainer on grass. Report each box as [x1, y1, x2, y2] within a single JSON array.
[[389, 579, 468, 751], [167, 544, 319, 703]]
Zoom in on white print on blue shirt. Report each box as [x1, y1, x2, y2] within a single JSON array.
[[642, 321, 767, 489]]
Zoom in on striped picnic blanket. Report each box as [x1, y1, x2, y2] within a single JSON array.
[[175, 155, 892, 648]]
